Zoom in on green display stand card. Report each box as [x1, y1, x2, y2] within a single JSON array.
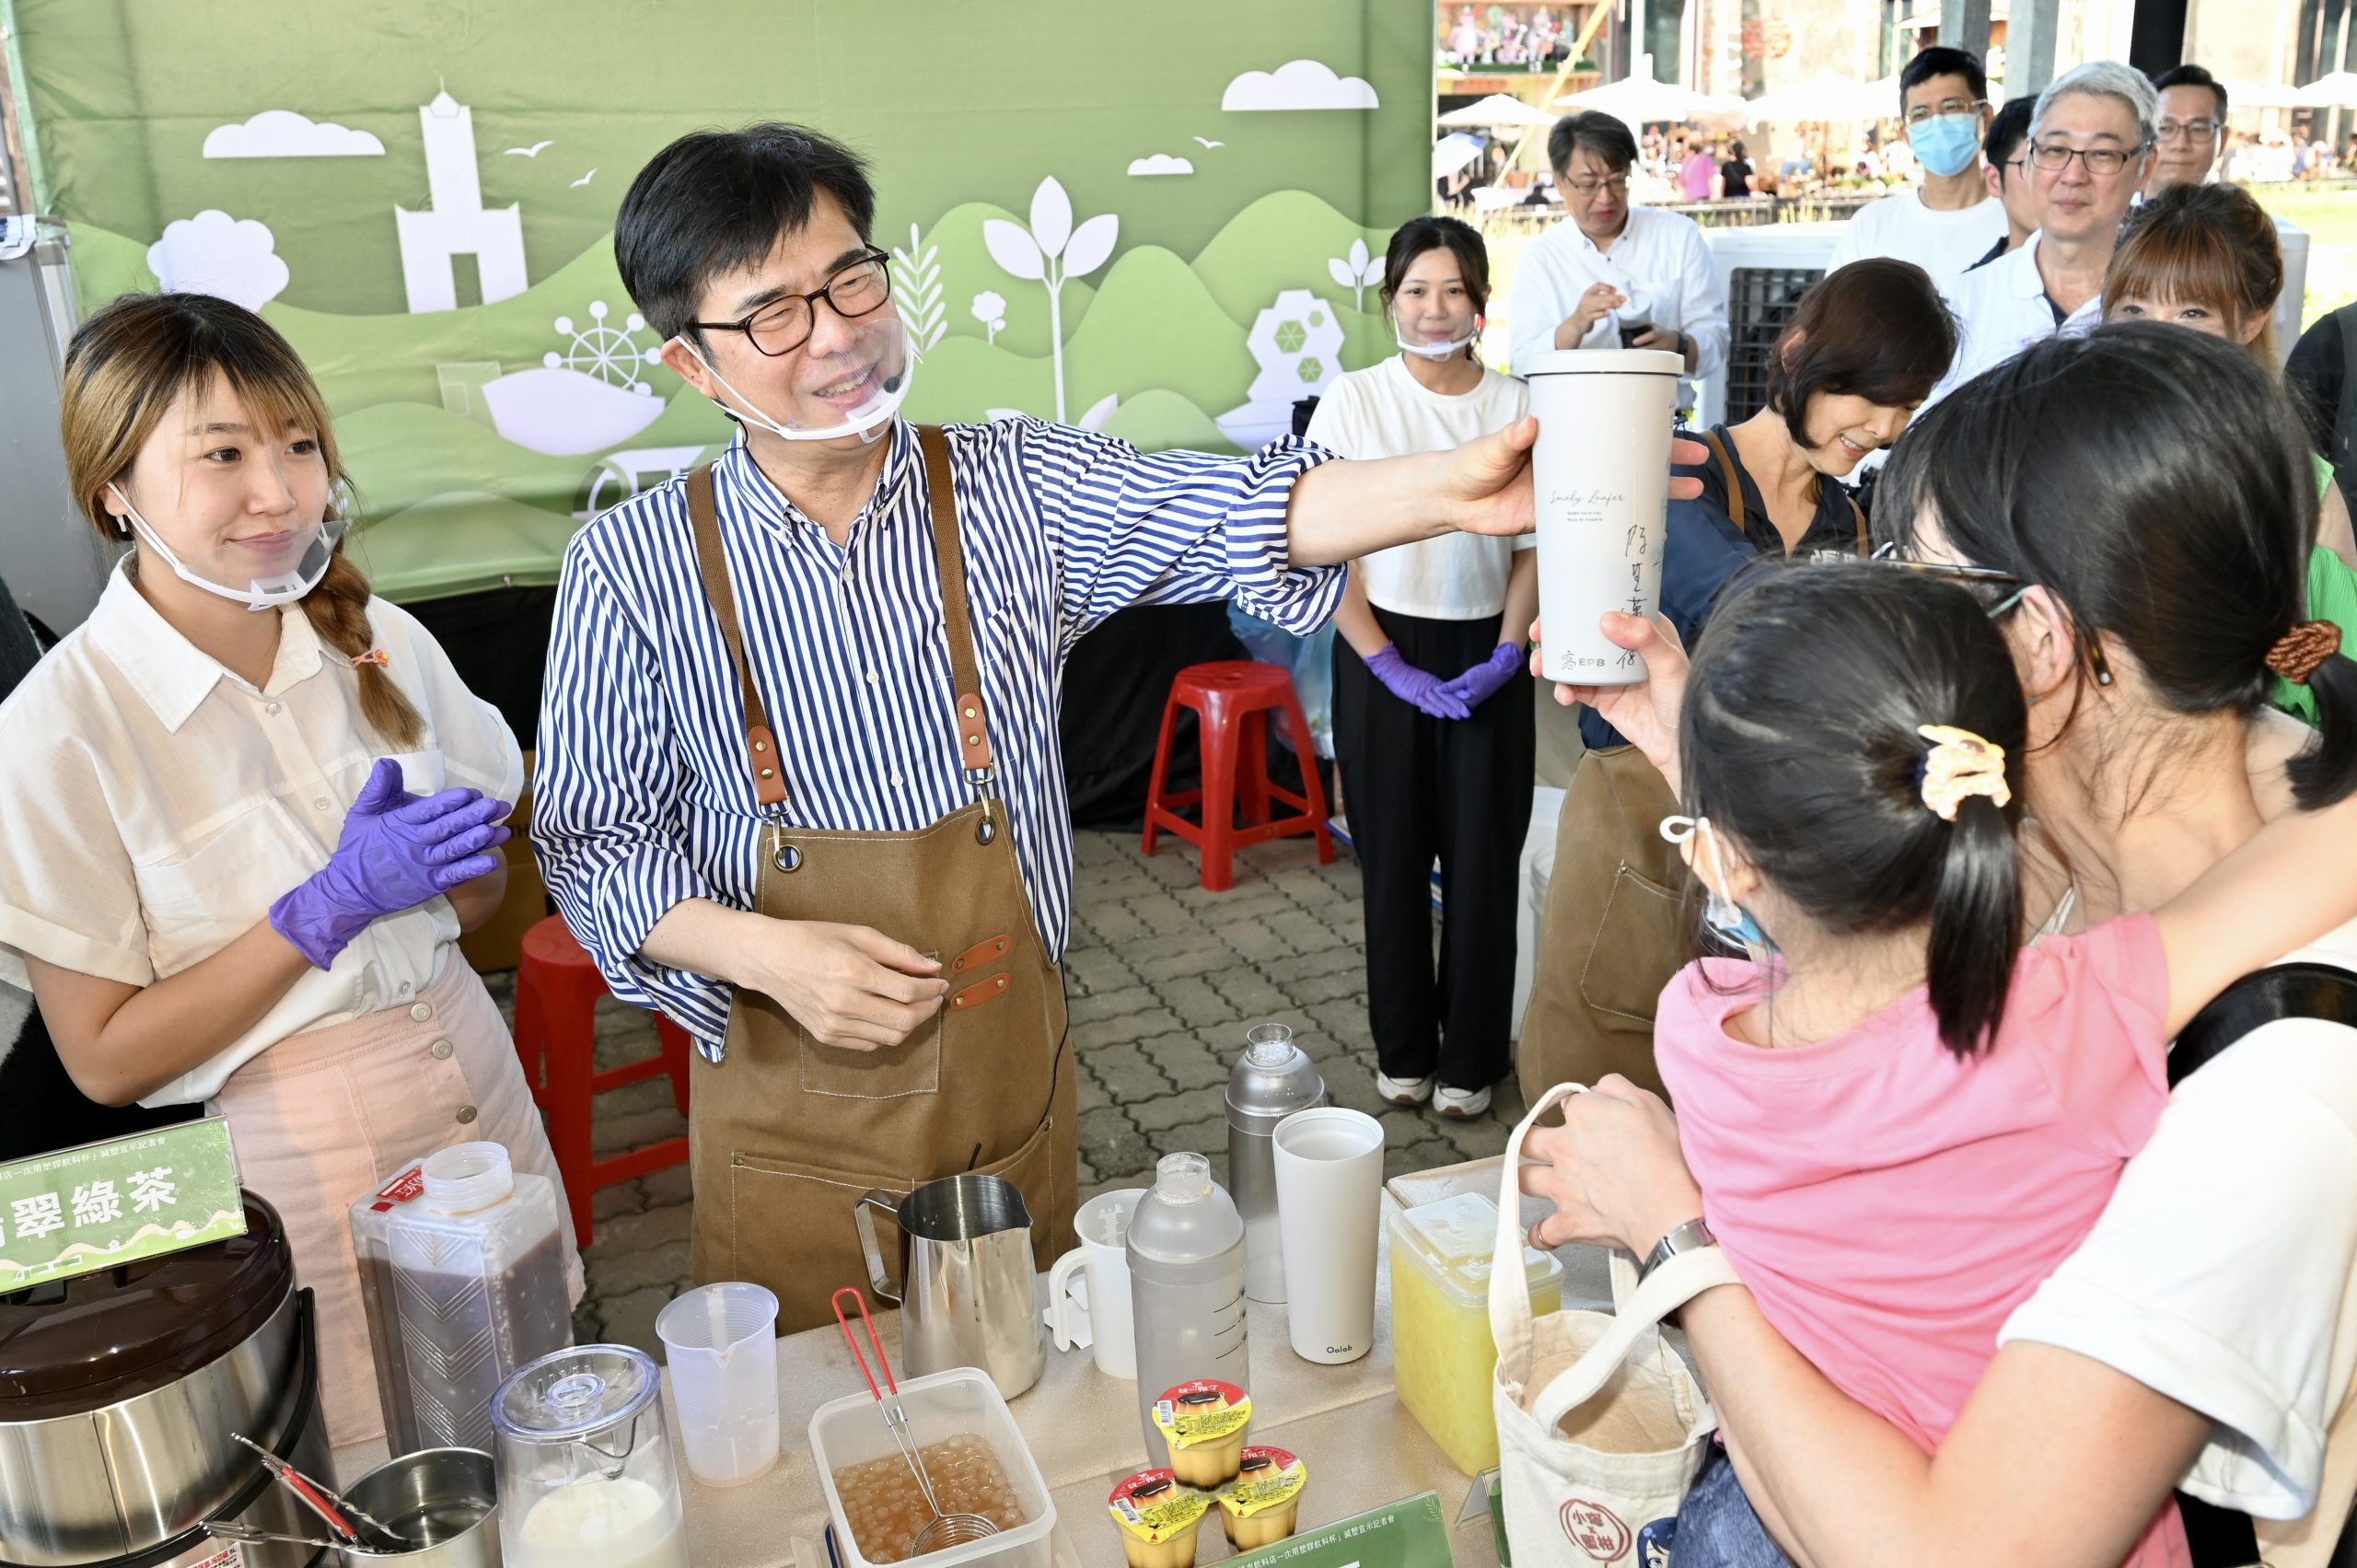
[[0, 1118, 246, 1289], [1228, 1491, 1454, 1568]]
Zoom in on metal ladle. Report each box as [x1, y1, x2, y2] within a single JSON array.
[[831, 1286, 1000, 1557]]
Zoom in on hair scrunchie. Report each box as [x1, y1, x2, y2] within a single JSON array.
[[2266, 621, 2342, 685], [1917, 724, 2013, 821]]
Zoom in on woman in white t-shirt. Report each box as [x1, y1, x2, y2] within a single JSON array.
[[1306, 217, 1535, 1120], [0, 294, 580, 1481], [1521, 325, 2357, 1566]]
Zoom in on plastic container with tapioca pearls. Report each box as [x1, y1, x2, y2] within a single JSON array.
[[1388, 1191, 1563, 1475], [809, 1365, 1057, 1568]]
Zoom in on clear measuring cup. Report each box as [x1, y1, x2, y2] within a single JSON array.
[[656, 1282, 781, 1486], [490, 1344, 688, 1568]]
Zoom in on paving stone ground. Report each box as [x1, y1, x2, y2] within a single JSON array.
[[517, 828, 1526, 1356]]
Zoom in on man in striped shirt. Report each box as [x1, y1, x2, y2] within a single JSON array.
[[532, 122, 1701, 1308]]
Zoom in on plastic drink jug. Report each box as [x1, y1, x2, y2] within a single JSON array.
[[492, 1343, 688, 1568], [1225, 1024, 1326, 1305], [350, 1140, 572, 1453], [1124, 1153, 1248, 1457], [655, 1282, 781, 1486], [1048, 1188, 1144, 1378]]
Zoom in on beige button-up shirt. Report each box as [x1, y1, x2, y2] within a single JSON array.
[[0, 564, 521, 1104]]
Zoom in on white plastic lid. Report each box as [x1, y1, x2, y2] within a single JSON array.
[[1517, 347, 1684, 377], [420, 1140, 516, 1214], [1154, 1152, 1212, 1204], [1391, 1192, 1562, 1308]]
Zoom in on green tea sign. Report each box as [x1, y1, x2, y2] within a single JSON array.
[[0, 1118, 246, 1289], [1230, 1493, 1456, 1568]]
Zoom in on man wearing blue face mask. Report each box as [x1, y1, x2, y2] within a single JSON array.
[[1826, 47, 2009, 289]]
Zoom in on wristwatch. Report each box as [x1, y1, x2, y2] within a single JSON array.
[[1639, 1216, 1716, 1282]]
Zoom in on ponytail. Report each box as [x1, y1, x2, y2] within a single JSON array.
[[2290, 649, 2357, 808], [301, 549, 424, 749], [1923, 791, 2024, 1057]]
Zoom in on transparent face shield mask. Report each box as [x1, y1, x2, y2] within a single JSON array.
[[110, 482, 348, 611], [671, 312, 912, 446], [1393, 300, 1483, 360]]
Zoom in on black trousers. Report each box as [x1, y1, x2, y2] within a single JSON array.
[[1331, 607, 1536, 1090]]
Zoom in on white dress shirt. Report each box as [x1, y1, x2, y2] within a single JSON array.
[[1505, 205, 1730, 402], [0, 564, 523, 1104], [1925, 232, 2104, 408]]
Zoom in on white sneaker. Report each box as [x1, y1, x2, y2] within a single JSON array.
[[1434, 1084, 1493, 1120], [1376, 1071, 1434, 1106]]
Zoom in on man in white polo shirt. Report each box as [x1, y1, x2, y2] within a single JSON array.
[[1827, 46, 2009, 288], [1925, 60, 2155, 406]]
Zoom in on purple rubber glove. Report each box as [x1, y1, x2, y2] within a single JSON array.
[[1438, 642, 1528, 712], [1365, 645, 1471, 720], [269, 759, 514, 970]]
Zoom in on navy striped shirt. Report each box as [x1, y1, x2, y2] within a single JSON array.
[[532, 416, 1342, 1052]]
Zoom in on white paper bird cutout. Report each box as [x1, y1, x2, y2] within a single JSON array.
[[504, 141, 553, 157], [1191, 136, 1225, 148], [571, 168, 597, 187]]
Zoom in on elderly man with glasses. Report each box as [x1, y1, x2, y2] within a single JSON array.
[[1924, 61, 2157, 408], [2148, 64, 2228, 192]]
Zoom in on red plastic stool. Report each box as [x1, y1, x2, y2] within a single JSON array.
[[512, 915, 693, 1249], [1142, 660, 1335, 892]]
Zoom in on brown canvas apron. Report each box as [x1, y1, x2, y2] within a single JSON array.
[[681, 424, 1077, 1333]]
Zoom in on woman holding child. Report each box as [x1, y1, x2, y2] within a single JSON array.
[[1522, 324, 2357, 1566]]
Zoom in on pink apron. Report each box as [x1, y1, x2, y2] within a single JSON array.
[[212, 956, 583, 1468]]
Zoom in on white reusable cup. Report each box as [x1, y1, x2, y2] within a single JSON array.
[[1271, 1107, 1385, 1365], [656, 1281, 782, 1486], [1521, 347, 1684, 686], [1047, 1187, 1145, 1378]]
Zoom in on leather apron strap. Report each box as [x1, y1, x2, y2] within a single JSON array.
[[686, 464, 788, 809], [683, 428, 1000, 805]]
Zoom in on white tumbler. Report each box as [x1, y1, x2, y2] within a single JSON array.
[[1521, 347, 1684, 687], [1271, 1107, 1385, 1365], [1047, 1187, 1144, 1378]]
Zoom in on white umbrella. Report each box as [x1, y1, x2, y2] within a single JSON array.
[[1434, 132, 1486, 179], [1552, 74, 1737, 125], [1437, 93, 1553, 129], [2294, 71, 2357, 109], [2226, 77, 2305, 110]]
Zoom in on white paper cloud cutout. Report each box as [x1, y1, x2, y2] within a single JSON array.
[[146, 211, 290, 311], [1127, 154, 1195, 176], [203, 110, 385, 158], [1221, 60, 1380, 111]]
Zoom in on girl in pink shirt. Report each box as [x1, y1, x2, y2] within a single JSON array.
[[1652, 563, 2357, 1568]]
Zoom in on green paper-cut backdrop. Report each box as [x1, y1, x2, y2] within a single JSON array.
[[10, 0, 1432, 600]]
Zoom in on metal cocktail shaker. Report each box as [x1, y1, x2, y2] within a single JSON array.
[[1225, 1023, 1327, 1304]]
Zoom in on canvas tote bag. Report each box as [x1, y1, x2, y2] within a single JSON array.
[[1490, 1083, 1738, 1567]]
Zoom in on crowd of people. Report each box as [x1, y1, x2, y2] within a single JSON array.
[[0, 38, 2353, 1568]]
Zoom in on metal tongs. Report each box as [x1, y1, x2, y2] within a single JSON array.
[[830, 1285, 1000, 1556], [230, 1432, 411, 1551]]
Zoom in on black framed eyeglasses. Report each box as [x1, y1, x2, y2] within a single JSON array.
[[689, 248, 893, 357], [2156, 117, 2220, 145], [2027, 140, 2146, 176], [1866, 542, 2113, 685]]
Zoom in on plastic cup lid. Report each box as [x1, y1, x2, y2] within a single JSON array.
[[1517, 347, 1685, 377], [491, 1343, 659, 1442]]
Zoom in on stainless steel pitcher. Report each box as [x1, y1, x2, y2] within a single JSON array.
[[853, 1174, 1046, 1399]]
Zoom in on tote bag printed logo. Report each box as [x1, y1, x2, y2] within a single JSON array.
[[1560, 1498, 1630, 1561]]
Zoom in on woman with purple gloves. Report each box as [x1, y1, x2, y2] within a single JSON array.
[[1310, 216, 1536, 1120], [0, 294, 579, 1481]]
